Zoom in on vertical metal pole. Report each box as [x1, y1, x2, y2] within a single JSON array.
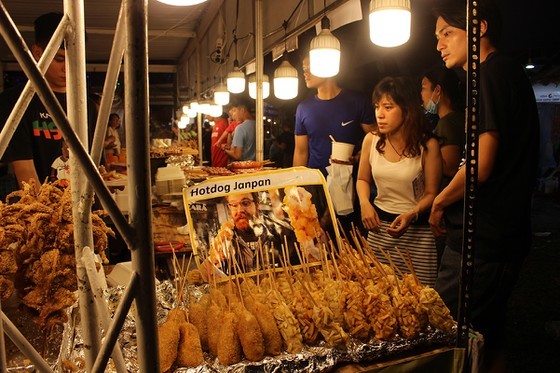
[[124, 0, 160, 372], [254, 0, 264, 162], [90, 3, 126, 167], [0, 300, 6, 373], [196, 43, 203, 165], [64, 0, 102, 368], [457, 0, 480, 364]]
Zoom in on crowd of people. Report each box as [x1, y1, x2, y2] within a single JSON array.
[[0, 1, 541, 371]]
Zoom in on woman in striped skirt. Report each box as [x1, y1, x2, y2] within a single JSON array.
[[356, 76, 442, 286]]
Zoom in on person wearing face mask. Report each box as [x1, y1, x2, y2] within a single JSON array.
[[357, 76, 442, 286], [421, 66, 465, 184], [421, 66, 466, 264]]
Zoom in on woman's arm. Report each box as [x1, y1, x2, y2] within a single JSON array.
[[356, 133, 380, 231]]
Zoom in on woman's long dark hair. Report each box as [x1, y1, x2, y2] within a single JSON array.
[[372, 76, 433, 158]]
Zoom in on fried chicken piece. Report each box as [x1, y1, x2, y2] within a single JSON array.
[[166, 307, 187, 324], [217, 311, 242, 366], [189, 294, 210, 352], [235, 305, 265, 361], [253, 300, 283, 356], [0, 250, 17, 275], [158, 320, 180, 372], [176, 322, 204, 367], [206, 301, 223, 357], [0, 275, 14, 300]]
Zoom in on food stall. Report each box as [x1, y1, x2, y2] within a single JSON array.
[[0, 1, 488, 372]]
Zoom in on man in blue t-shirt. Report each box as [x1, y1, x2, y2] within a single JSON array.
[[293, 57, 374, 176], [223, 102, 256, 161]]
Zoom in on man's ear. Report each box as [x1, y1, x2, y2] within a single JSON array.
[[479, 20, 488, 38], [31, 45, 43, 62]]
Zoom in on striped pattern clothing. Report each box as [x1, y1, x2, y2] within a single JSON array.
[[366, 220, 437, 286]]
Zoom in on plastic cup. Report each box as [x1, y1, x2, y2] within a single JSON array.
[[331, 141, 354, 162]]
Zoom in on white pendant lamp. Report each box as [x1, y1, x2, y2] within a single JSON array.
[[189, 99, 199, 112], [274, 60, 298, 100], [309, 16, 341, 78], [214, 83, 230, 105], [157, 0, 207, 6], [185, 107, 197, 118], [209, 104, 223, 117], [198, 100, 211, 115], [227, 61, 245, 94], [178, 115, 189, 129], [248, 74, 270, 99], [369, 0, 411, 47]]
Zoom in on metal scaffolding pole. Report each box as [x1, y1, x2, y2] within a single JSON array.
[[65, 1, 102, 366], [123, 0, 160, 372], [457, 1, 480, 370], [254, 0, 264, 162]]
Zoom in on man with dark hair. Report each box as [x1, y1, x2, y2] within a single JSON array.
[[0, 12, 97, 190], [428, 1, 539, 370], [223, 101, 256, 161]]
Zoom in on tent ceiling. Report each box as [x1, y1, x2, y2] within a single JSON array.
[[0, 0, 211, 69]]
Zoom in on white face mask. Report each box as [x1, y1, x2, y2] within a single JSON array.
[[425, 89, 440, 115]]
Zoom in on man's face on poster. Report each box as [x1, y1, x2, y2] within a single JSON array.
[[227, 193, 258, 232]]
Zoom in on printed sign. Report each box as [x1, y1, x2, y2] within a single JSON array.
[[183, 167, 339, 279]]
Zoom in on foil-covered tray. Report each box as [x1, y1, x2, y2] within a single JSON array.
[[55, 281, 455, 372]]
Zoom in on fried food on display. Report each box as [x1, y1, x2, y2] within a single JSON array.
[[0, 179, 113, 327], [283, 186, 323, 261], [158, 319, 181, 372], [176, 322, 204, 368], [217, 311, 243, 366]]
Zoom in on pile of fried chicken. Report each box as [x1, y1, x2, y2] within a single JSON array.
[[0, 179, 113, 327]]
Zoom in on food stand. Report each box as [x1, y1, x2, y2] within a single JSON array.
[[0, 1, 486, 372]]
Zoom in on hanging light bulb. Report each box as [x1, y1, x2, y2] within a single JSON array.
[[209, 104, 223, 117], [156, 0, 207, 6], [190, 99, 199, 112], [227, 62, 245, 93], [178, 115, 190, 129], [274, 60, 298, 100], [198, 100, 211, 115], [186, 106, 197, 118], [248, 74, 270, 99], [214, 83, 230, 105], [309, 16, 341, 78], [182, 104, 190, 114], [369, 0, 411, 47], [525, 58, 535, 69]]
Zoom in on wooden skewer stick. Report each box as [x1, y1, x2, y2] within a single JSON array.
[[329, 243, 343, 280], [277, 255, 296, 295], [351, 231, 376, 282], [336, 218, 351, 244], [229, 251, 245, 309], [298, 280, 319, 308], [178, 254, 193, 306], [393, 246, 413, 273], [405, 248, 421, 286]]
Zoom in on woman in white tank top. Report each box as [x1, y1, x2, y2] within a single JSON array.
[[356, 76, 442, 285]]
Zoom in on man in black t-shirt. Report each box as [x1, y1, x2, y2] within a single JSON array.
[[0, 12, 97, 191], [429, 1, 539, 370]]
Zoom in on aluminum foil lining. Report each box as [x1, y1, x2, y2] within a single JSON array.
[[51, 280, 455, 372]]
